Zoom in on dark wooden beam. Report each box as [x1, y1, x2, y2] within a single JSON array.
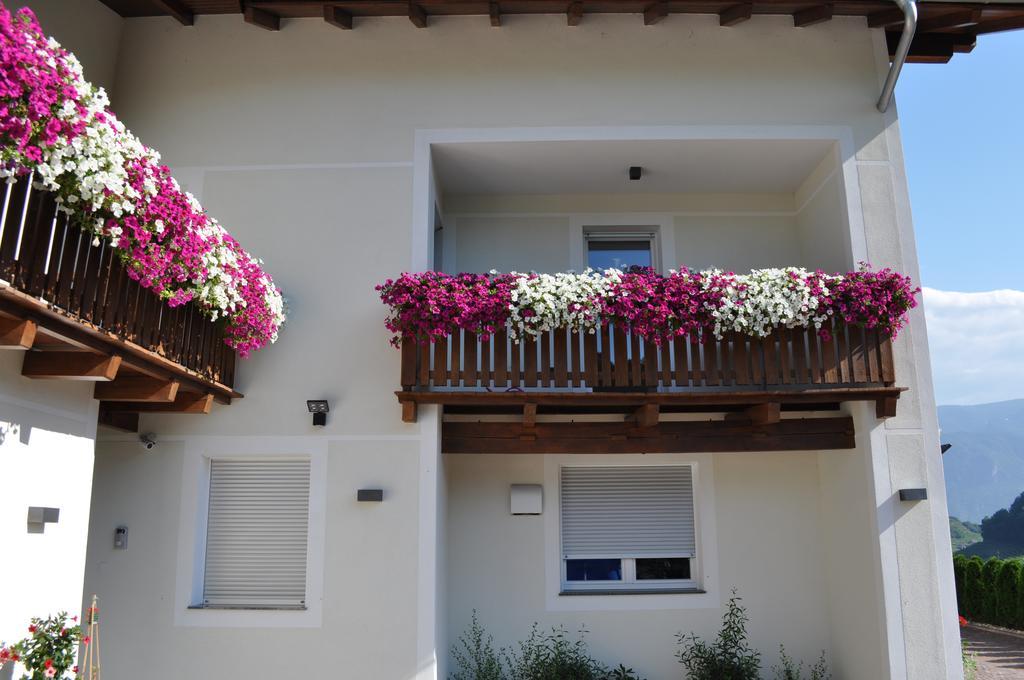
[[876, 396, 898, 419], [567, 1, 583, 26], [719, 3, 752, 26], [867, 7, 905, 28], [153, 0, 194, 25], [793, 4, 833, 27], [98, 409, 139, 433], [490, 2, 501, 26], [244, 6, 280, 30], [94, 377, 180, 403], [324, 5, 353, 29], [973, 15, 1024, 35], [402, 400, 417, 423], [443, 417, 855, 454], [523, 402, 538, 428], [887, 32, 972, 62], [726, 402, 781, 425], [632, 403, 659, 428], [916, 8, 981, 33], [644, 2, 668, 25], [101, 392, 214, 415], [0, 318, 36, 349], [23, 352, 120, 381], [409, 2, 428, 27]]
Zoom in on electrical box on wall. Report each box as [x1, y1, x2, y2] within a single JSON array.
[[510, 484, 543, 515]]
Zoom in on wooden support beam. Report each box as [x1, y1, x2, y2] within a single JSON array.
[[632, 403, 659, 428], [523, 402, 538, 428], [409, 3, 428, 27], [443, 417, 855, 454], [0, 318, 36, 349], [876, 396, 898, 419], [244, 6, 280, 30], [490, 2, 501, 26], [23, 352, 121, 381], [567, 1, 583, 26], [974, 15, 1024, 35], [867, 7, 905, 28], [324, 5, 353, 29], [916, 9, 981, 33], [402, 400, 418, 423], [887, 32, 968, 62], [101, 392, 214, 415], [98, 409, 139, 433], [793, 4, 833, 27], [153, 0, 194, 25], [94, 377, 180, 403], [719, 3, 752, 26], [644, 2, 668, 25], [726, 402, 781, 425]]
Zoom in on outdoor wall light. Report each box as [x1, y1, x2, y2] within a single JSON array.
[[307, 399, 330, 426], [899, 488, 928, 502], [628, 166, 643, 181]]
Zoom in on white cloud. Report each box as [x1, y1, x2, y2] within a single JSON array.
[[923, 287, 1024, 405]]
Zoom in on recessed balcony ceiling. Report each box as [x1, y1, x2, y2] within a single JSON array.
[[432, 138, 836, 195]]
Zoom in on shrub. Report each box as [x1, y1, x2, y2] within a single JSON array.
[[771, 646, 830, 680], [995, 560, 1023, 628], [10, 612, 83, 680], [503, 624, 610, 680], [981, 558, 1003, 622], [953, 554, 968, 616], [963, 557, 985, 620], [676, 589, 761, 680], [450, 611, 502, 680]]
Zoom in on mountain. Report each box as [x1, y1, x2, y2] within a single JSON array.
[[949, 516, 982, 551], [940, 399, 1024, 524]]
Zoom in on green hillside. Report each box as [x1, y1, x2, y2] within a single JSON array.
[[949, 516, 982, 551], [953, 491, 1024, 559]]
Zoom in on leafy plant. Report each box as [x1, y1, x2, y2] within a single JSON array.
[[962, 641, 978, 680], [606, 664, 643, 680], [771, 646, 830, 680], [675, 589, 761, 680], [10, 612, 83, 680], [502, 624, 609, 680], [450, 611, 502, 680]]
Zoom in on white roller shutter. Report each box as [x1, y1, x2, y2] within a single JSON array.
[[560, 465, 695, 558], [203, 459, 311, 608]]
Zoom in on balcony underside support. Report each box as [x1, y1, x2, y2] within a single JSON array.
[[442, 416, 855, 454]]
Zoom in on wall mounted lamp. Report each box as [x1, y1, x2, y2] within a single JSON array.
[[307, 399, 329, 426], [628, 166, 643, 181]]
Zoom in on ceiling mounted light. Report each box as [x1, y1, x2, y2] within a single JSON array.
[[307, 399, 330, 426]]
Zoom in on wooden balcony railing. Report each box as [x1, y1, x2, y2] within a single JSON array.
[[0, 175, 235, 387], [397, 318, 901, 423], [401, 319, 894, 392]]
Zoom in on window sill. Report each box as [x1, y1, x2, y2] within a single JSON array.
[[559, 588, 706, 596], [187, 605, 307, 611]]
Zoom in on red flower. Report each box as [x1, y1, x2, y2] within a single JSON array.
[[959, 615, 968, 628], [44, 659, 53, 668], [28, 625, 37, 633]]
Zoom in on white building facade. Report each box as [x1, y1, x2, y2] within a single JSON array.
[[2, 0, 1002, 677]]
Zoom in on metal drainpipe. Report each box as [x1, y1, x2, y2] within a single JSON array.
[[877, 0, 918, 112]]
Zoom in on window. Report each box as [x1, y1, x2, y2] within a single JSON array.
[[201, 459, 311, 609], [585, 230, 655, 271], [560, 465, 696, 592]]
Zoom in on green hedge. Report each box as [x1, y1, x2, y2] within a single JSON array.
[[953, 554, 1024, 629]]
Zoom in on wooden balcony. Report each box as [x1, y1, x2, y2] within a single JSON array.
[[397, 319, 904, 451], [0, 176, 239, 430]]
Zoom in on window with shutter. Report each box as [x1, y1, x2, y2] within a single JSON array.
[[560, 465, 697, 592], [202, 459, 311, 609]]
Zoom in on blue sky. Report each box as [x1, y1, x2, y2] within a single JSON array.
[[898, 32, 1024, 405]]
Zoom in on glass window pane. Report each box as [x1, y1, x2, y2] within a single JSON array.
[[636, 558, 690, 580], [565, 559, 622, 582], [587, 240, 652, 271]]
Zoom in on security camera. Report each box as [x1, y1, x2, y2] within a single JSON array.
[[140, 434, 157, 450]]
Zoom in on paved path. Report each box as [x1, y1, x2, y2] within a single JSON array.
[[963, 625, 1024, 679]]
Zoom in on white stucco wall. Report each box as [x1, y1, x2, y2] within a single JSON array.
[[445, 450, 839, 680], [0, 353, 98, 650], [69, 11, 959, 680]]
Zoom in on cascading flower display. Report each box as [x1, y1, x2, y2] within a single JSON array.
[[0, 4, 285, 356], [377, 265, 919, 345]]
